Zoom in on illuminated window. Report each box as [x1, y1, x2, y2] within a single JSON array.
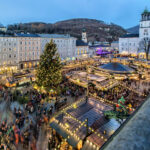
[[78, 50, 79, 55]]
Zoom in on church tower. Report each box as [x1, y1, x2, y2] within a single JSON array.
[[139, 8, 150, 39], [82, 29, 87, 43]]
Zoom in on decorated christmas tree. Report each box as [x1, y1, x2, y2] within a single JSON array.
[[36, 40, 62, 94]]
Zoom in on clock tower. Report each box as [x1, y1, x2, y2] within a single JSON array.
[[139, 8, 150, 39], [82, 29, 87, 43]]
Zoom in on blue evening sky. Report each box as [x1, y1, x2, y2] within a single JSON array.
[[0, 0, 149, 28]]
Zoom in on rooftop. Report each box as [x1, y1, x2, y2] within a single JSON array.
[[99, 62, 135, 74], [90, 45, 111, 48], [76, 40, 88, 46], [0, 33, 73, 38], [120, 34, 139, 38], [111, 41, 119, 44], [16, 33, 40, 37], [38, 34, 72, 38], [50, 98, 121, 149]]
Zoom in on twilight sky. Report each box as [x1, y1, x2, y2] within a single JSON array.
[[0, 0, 149, 28]]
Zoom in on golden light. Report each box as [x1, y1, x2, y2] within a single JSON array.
[[73, 104, 77, 109], [65, 123, 70, 128]]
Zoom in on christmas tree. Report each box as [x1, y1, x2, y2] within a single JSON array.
[[36, 40, 62, 94]]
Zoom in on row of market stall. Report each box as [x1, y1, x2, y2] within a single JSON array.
[[50, 97, 121, 150], [49, 59, 150, 149]]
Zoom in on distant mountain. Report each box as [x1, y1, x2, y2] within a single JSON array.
[[7, 18, 126, 43], [127, 25, 139, 34]]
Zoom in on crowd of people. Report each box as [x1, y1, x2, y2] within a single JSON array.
[[0, 80, 85, 150], [61, 81, 85, 99], [123, 79, 150, 96], [89, 78, 149, 108], [0, 62, 149, 149], [0, 87, 56, 150]]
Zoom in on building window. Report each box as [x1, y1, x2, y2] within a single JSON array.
[[9, 54, 11, 58], [3, 54, 7, 59], [9, 48, 11, 51]]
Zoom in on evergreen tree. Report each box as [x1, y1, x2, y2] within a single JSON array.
[[36, 40, 62, 93]]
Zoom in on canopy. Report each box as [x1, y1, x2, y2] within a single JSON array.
[[50, 121, 79, 148], [99, 63, 134, 74]]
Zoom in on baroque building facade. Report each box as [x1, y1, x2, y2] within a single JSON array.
[[0, 33, 76, 71], [119, 8, 150, 58]]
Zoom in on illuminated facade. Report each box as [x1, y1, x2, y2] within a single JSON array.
[[119, 8, 150, 57], [139, 9, 150, 40], [39, 34, 76, 60], [119, 34, 139, 55], [76, 40, 89, 58], [0, 33, 77, 70]]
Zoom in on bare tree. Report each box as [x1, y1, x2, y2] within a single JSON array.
[[139, 38, 150, 60]]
